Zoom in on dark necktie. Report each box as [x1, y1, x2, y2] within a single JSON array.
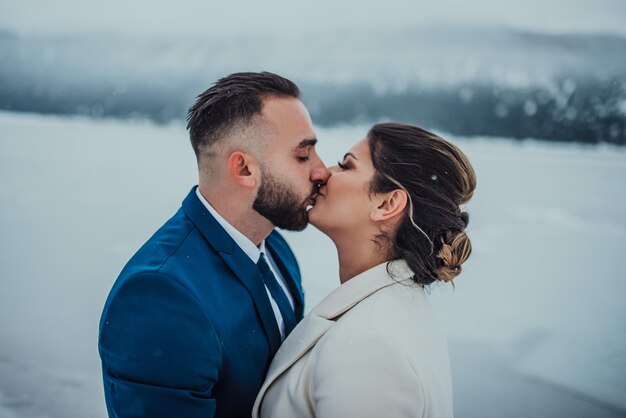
[[257, 253, 297, 338]]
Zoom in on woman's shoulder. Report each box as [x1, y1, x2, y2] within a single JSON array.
[[344, 278, 432, 324], [319, 279, 446, 356]]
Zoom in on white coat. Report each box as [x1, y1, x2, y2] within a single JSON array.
[[252, 260, 454, 418]]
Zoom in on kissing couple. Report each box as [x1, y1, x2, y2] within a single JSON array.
[[99, 71, 476, 418]]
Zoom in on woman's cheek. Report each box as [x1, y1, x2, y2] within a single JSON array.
[[338, 196, 364, 225]]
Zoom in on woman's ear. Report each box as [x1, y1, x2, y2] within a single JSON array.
[[227, 151, 258, 189], [370, 189, 408, 222]]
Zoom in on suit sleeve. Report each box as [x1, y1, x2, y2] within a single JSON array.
[[311, 329, 425, 418], [99, 272, 222, 418]]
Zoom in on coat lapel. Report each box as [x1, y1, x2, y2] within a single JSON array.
[[252, 313, 334, 417], [181, 187, 282, 354]]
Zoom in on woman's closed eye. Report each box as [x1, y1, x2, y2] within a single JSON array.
[[337, 160, 350, 170]]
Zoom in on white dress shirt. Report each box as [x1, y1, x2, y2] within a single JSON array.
[[196, 188, 295, 340]]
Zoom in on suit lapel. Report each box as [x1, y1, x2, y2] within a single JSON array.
[[219, 251, 282, 353], [182, 187, 282, 354]]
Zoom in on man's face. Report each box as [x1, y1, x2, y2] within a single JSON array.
[[252, 96, 330, 230]]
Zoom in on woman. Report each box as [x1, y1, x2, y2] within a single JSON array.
[[252, 123, 476, 418]]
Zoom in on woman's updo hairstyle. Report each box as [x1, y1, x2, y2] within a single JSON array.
[[367, 123, 476, 286]]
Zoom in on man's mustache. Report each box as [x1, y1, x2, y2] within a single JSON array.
[[301, 182, 324, 207], [309, 182, 324, 198]]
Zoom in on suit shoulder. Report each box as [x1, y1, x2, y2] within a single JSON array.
[[99, 271, 223, 392], [119, 208, 209, 276]]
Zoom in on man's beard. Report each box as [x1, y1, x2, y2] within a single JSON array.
[[253, 168, 314, 231]]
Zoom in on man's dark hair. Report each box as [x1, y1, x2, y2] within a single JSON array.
[[186, 71, 300, 159]]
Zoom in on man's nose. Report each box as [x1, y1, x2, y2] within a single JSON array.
[[311, 163, 331, 184]]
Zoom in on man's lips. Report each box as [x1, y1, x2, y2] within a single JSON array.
[[305, 193, 320, 211], [305, 185, 326, 210]]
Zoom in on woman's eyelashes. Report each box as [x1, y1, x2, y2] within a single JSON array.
[[337, 158, 355, 170]]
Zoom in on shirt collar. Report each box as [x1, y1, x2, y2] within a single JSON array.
[[195, 188, 263, 263]]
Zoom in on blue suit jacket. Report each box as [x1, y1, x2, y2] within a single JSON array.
[[99, 187, 304, 418]]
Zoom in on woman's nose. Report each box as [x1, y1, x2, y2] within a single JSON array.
[[329, 165, 341, 174]]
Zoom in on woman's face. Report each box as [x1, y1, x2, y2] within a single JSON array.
[[308, 138, 377, 235]]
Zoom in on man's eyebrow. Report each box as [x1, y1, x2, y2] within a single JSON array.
[[343, 152, 358, 160], [295, 138, 318, 149]]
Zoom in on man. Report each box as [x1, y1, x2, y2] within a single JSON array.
[[98, 72, 330, 418]]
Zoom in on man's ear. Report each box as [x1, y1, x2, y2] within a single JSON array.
[[370, 189, 408, 222], [227, 151, 258, 189]]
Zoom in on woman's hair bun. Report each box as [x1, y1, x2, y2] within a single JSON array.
[[435, 230, 471, 282]]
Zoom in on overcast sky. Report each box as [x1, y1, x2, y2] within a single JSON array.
[[1, 0, 625, 37]]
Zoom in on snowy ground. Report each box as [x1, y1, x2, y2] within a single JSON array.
[[0, 111, 624, 417]]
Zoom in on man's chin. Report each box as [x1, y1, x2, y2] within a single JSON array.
[[272, 208, 309, 231], [276, 220, 308, 232], [282, 223, 308, 232]]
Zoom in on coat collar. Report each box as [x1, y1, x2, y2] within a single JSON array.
[[252, 260, 413, 417], [311, 259, 413, 320]]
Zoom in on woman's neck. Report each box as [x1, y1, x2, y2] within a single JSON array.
[[333, 234, 388, 284]]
